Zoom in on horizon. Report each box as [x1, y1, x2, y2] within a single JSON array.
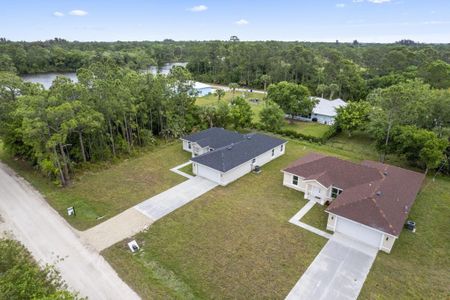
[[2, 0, 450, 43]]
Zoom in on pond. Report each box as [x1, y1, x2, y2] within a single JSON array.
[[20, 62, 188, 89]]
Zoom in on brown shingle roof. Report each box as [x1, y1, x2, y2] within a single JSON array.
[[284, 154, 425, 236], [283, 153, 383, 189]]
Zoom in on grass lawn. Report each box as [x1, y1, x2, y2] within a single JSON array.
[[102, 136, 449, 299], [178, 163, 194, 177], [2, 132, 449, 298], [283, 120, 331, 138], [0, 141, 191, 230], [196, 91, 266, 122]]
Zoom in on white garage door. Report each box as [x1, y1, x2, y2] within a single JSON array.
[[196, 165, 221, 184], [335, 217, 381, 248]]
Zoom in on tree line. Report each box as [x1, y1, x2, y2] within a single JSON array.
[[0, 63, 198, 186], [2, 39, 450, 101]]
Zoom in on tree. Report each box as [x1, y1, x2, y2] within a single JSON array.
[[335, 101, 371, 136], [228, 83, 239, 97], [367, 80, 432, 162], [328, 83, 339, 99], [214, 88, 225, 101], [259, 101, 285, 131], [267, 81, 315, 123], [390, 125, 448, 174], [260, 74, 271, 91], [316, 84, 327, 98], [419, 60, 450, 89], [229, 97, 253, 129], [215, 101, 230, 128]]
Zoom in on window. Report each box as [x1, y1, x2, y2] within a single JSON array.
[[331, 187, 343, 198], [272, 149, 275, 156], [280, 144, 284, 151], [188, 142, 191, 149], [252, 158, 256, 164], [385, 237, 389, 241], [292, 175, 299, 185]]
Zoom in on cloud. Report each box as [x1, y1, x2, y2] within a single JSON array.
[[188, 5, 208, 12], [53, 11, 64, 17], [235, 19, 249, 26], [353, 0, 364, 2], [69, 10, 88, 16], [336, 3, 346, 8]]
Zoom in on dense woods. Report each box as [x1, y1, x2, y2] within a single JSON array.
[[0, 39, 449, 183]]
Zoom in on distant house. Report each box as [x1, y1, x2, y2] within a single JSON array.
[[191, 82, 213, 97], [296, 97, 347, 125], [181, 128, 287, 186], [282, 153, 425, 253]]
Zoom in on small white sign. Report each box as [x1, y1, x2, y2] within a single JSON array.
[[128, 240, 139, 252], [67, 207, 75, 216]]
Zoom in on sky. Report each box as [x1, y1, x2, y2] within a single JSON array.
[[1, 0, 450, 43]]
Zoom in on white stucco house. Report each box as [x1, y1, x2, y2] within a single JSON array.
[[282, 153, 425, 253], [181, 128, 287, 186], [295, 97, 347, 125], [191, 82, 213, 97]]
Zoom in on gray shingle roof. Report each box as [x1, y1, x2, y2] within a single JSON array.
[[182, 127, 245, 148], [191, 133, 286, 172]]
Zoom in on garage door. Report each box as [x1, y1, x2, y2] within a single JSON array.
[[335, 217, 381, 248], [196, 164, 221, 184]]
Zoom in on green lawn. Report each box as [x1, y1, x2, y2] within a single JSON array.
[[178, 163, 195, 177], [102, 136, 449, 299], [2, 134, 449, 299], [196, 91, 266, 122], [0, 141, 191, 230], [283, 120, 331, 138]]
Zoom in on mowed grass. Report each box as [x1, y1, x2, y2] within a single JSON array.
[[102, 136, 450, 299], [283, 120, 331, 138], [196, 91, 266, 122], [0, 141, 191, 230]]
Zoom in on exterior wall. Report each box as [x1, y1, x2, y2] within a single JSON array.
[[197, 87, 212, 97], [193, 163, 221, 184], [380, 233, 397, 253], [326, 213, 397, 253], [221, 143, 286, 186], [304, 181, 332, 205], [312, 114, 335, 125], [291, 114, 335, 125], [192, 143, 208, 157], [182, 139, 193, 153], [282, 172, 306, 192]]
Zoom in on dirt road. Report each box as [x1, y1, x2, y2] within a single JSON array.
[[0, 162, 140, 300]]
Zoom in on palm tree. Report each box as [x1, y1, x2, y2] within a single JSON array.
[[214, 88, 225, 102], [228, 83, 239, 98]]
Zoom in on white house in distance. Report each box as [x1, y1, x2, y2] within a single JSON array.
[[192, 82, 213, 97], [181, 128, 287, 186], [282, 153, 425, 253], [296, 97, 347, 125]]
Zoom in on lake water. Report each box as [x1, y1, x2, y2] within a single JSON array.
[[20, 62, 188, 89]]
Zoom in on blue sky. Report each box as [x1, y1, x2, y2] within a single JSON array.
[[1, 0, 450, 42]]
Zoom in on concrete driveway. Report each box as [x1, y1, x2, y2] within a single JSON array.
[[135, 176, 217, 220], [82, 176, 217, 251], [286, 233, 378, 300]]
